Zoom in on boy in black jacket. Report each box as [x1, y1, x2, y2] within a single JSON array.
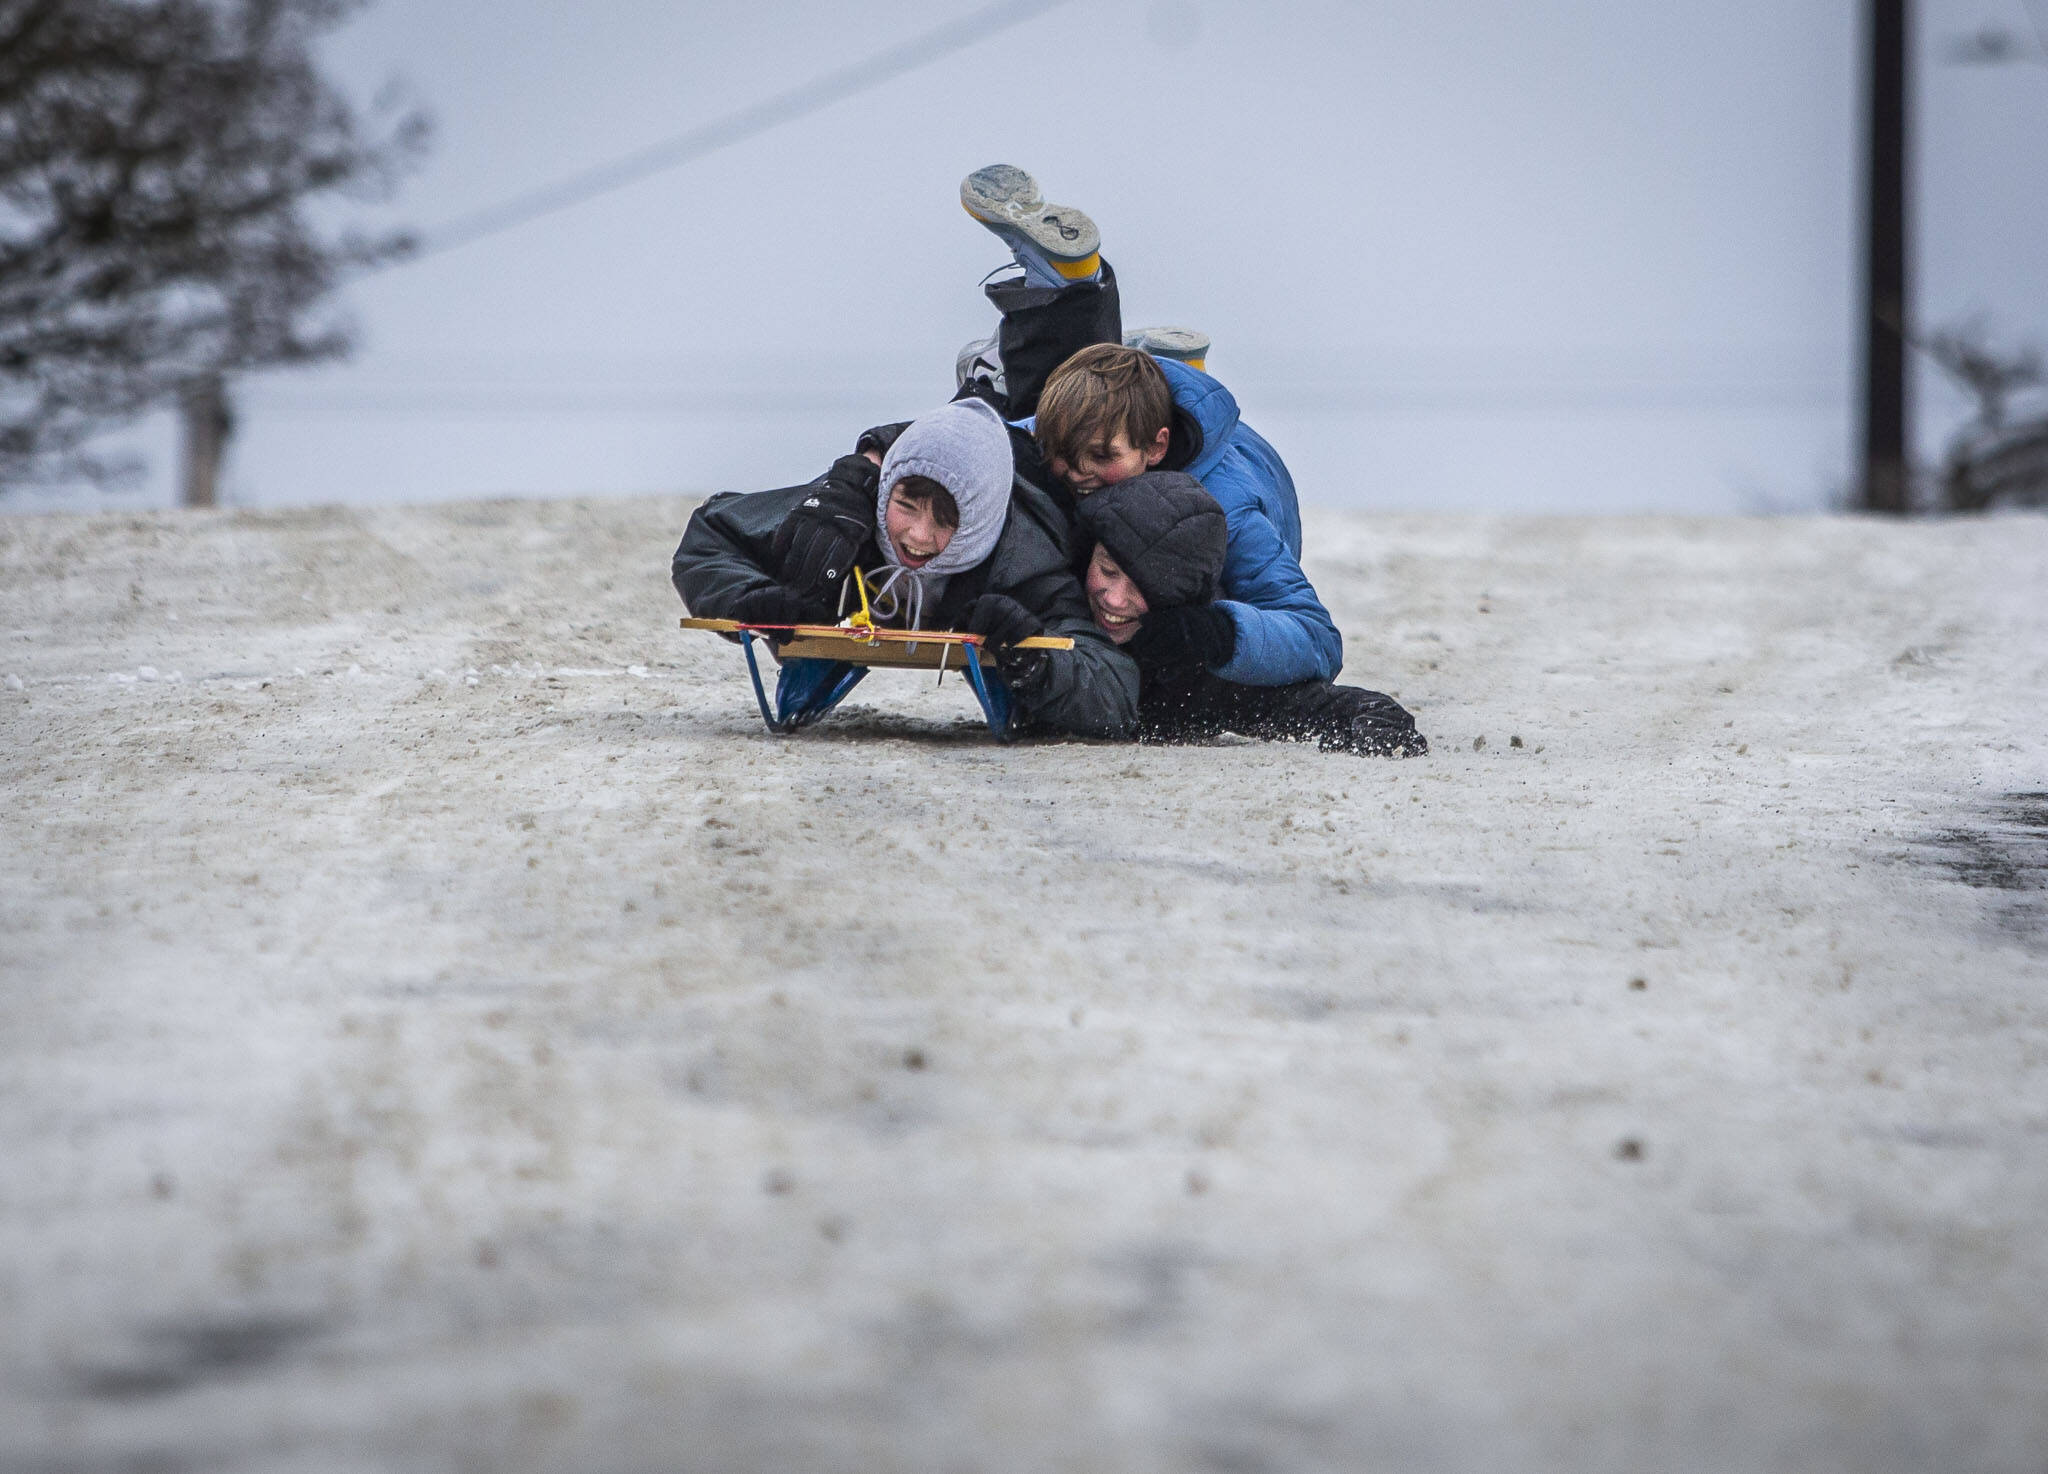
[[1074, 471, 1427, 757], [671, 397, 1137, 740]]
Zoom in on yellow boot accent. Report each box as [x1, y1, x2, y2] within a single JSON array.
[[1051, 251, 1101, 281]]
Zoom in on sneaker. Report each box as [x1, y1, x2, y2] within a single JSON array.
[[955, 333, 1006, 398], [960, 164, 1101, 289], [1124, 326, 1211, 371]]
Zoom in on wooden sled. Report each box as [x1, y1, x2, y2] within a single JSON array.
[[679, 617, 1074, 739]]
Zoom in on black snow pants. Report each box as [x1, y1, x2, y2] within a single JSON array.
[[1139, 667, 1428, 758], [973, 261, 1124, 421]]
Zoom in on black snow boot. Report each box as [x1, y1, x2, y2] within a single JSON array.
[[1227, 680, 1429, 758]]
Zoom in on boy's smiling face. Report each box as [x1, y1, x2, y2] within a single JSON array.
[[884, 483, 953, 568], [1052, 425, 1170, 493], [1084, 542, 1148, 642]]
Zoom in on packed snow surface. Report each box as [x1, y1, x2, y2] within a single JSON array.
[[4, 497, 2046, 1473]]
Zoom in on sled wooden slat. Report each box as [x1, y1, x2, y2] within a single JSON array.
[[679, 617, 1071, 670]]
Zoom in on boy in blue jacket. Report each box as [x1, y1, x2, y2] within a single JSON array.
[[1033, 343, 1340, 688], [955, 164, 1343, 689]]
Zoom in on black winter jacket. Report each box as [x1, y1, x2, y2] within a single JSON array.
[[672, 473, 1139, 740]]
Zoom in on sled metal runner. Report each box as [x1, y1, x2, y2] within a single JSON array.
[[678, 617, 1073, 739]]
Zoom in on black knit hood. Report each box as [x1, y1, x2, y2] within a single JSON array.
[[1075, 470, 1227, 609]]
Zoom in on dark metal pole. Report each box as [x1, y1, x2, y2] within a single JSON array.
[[179, 374, 233, 509], [1861, 0, 1911, 513]]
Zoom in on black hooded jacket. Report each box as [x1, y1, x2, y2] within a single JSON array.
[[672, 466, 1138, 740]]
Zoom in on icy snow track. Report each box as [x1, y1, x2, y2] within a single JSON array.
[[3, 496, 2046, 1473]]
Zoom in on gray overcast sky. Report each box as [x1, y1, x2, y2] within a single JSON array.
[[57, 0, 2048, 512]]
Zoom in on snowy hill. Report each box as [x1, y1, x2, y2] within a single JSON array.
[[4, 497, 2046, 1471]]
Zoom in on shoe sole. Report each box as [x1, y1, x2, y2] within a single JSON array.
[[960, 164, 1041, 218], [1124, 326, 1211, 369], [960, 163, 1101, 270]]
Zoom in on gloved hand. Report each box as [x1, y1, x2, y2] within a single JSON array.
[[964, 593, 1045, 650], [773, 457, 876, 597], [817, 452, 880, 502], [965, 593, 1050, 689], [1127, 603, 1237, 671], [854, 422, 911, 461], [730, 584, 833, 639]]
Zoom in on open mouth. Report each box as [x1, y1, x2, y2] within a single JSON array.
[[897, 547, 937, 567], [1093, 607, 1139, 641]]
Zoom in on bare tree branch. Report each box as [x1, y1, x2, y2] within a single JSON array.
[[1924, 318, 2044, 431], [0, 0, 425, 488]]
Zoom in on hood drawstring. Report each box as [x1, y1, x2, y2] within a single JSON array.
[[861, 565, 928, 630]]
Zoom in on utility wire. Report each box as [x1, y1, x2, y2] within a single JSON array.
[[2023, 0, 2048, 58], [408, 0, 1073, 262]]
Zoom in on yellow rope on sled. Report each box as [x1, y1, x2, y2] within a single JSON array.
[[845, 564, 878, 641]]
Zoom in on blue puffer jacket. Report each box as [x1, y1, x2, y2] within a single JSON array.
[[1156, 358, 1342, 685]]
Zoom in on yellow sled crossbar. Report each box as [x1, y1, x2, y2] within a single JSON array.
[[678, 617, 1071, 670]]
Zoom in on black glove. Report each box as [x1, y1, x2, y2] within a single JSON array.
[[818, 452, 880, 501], [964, 593, 1050, 688], [964, 593, 1044, 650], [1127, 603, 1236, 671], [730, 584, 833, 640], [952, 376, 1004, 413], [773, 457, 876, 597], [854, 421, 911, 460]]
